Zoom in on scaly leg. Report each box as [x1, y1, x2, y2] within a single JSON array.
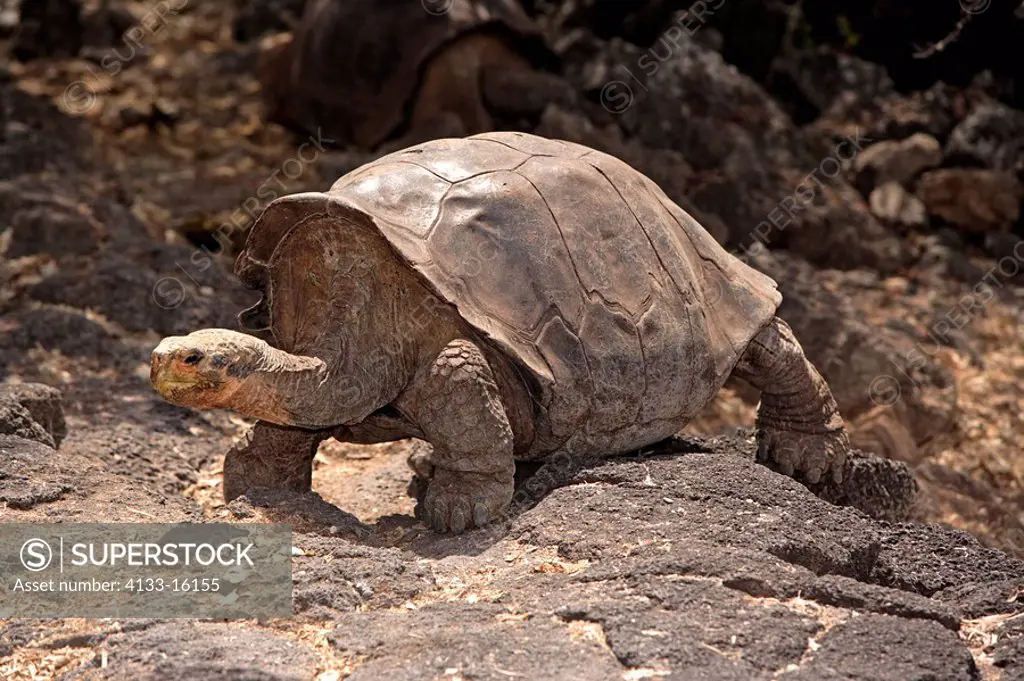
[[732, 317, 849, 484], [403, 339, 516, 534], [222, 421, 331, 501]]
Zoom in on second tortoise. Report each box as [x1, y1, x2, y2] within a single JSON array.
[[151, 132, 850, 533]]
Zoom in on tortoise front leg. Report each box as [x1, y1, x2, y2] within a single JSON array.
[[402, 339, 516, 534], [732, 317, 850, 485], [222, 421, 331, 501]]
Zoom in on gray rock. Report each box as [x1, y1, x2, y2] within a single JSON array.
[[331, 604, 625, 681], [853, 134, 943, 193], [945, 101, 1024, 175], [991, 616, 1024, 680], [64, 622, 319, 680], [557, 577, 817, 677], [869, 181, 928, 226], [917, 168, 1023, 233], [0, 383, 64, 448], [291, 535, 434, 617], [28, 250, 252, 336], [4, 423, 1021, 679], [935, 578, 1024, 618], [916, 236, 988, 283], [811, 449, 921, 523], [814, 81, 963, 145], [0, 307, 133, 373], [0, 185, 104, 258], [984, 231, 1024, 260], [873, 523, 1024, 595], [800, 575, 959, 630], [0, 435, 75, 509], [782, 614, 977, 681], [516, 439, 888, 576], [565, 32, 907, 272], [0, 0, 18, 36], [768, 45, 895, 122], [317, 437, 1017, 679]]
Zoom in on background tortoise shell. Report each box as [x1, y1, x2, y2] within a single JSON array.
[[261, 0, 544, 149], [238, 132, 781, 452]]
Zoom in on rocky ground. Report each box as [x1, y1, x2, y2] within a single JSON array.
[[2, 384, 1023, 679], [1, 0, 1023, 678]]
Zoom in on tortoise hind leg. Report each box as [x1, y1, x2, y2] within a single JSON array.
[[731, 317, 849, 485]]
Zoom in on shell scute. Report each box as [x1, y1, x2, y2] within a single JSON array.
[[384, 138, 532, 183], [332, 163, 451, 240], [427, 171, 586, 341], [516, 155, 656, 317]]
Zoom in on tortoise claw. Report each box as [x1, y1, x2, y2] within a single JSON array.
[[449, 506, 468, 534], [756, 428, 849, 488], [418, 469, 512, 533], [429, 499, 449, 532], [472, 498, 490, 528]]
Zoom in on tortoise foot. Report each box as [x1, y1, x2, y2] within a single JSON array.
[[415, 469, 513, 534], [755, 427, 849, 485]]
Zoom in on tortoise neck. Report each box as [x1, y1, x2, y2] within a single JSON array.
[[227, 345, 336, 428], [231, 342, 411, 428]]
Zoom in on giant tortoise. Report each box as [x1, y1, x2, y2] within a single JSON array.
[[151, 132, 850, 533], [258, 0, 564, 150]]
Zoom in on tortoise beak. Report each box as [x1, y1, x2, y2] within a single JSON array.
[[150, 345, 179, 395], [150, 338, 198, 397], [150, 351, 165, 387]]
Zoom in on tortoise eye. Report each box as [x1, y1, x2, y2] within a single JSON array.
[[182, 351, 204, 366]]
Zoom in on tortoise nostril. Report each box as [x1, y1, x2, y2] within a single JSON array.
[[182, 351, 204, 366], [150, 353, 163, 382]]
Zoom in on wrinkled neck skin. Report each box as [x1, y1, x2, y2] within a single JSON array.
[[224, 343, 336, 429], [224, 338, 417, 430]]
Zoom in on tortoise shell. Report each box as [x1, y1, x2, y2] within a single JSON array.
[[261, 0, 544, 149], [237, 132, 781, 450]]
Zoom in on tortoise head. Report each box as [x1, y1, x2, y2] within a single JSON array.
[[151, 329, 333, 427], [150, 329, 263, 410]]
